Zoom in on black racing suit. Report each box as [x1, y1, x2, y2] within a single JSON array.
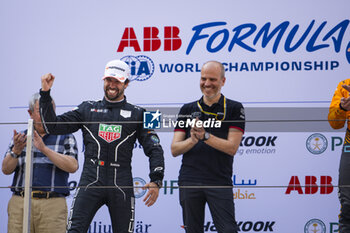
[[39, 89, 164, 233]]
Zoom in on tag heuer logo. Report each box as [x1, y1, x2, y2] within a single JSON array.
[[98, 124, 122, 143]]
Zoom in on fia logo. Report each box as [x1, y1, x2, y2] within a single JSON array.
[[121, 55, 154, 81], [143, 110, 162, 129]]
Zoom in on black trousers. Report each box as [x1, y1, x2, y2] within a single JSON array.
[[179, 182, 238, 233], [67, 187, 134, 233], [339, 142, 350, 233]]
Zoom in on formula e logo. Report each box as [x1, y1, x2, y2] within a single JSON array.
[[304, 219, 326, 233], [306, 133, 328, 154], [98, 123, 122, 143], [133, 177, 147, 198], [143, 110, 162, 129], [121, 55, 154, 81]]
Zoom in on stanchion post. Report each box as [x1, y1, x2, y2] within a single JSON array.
[[23, 119, 34, 233]]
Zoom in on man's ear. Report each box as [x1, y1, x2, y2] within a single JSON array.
[[222, 77, 226, 86], [124, 79, 130, 88]]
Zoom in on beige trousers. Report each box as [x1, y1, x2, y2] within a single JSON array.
[[7, 195, 67, 233]]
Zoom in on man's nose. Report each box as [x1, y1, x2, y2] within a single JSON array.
[[109, 81, 118, 88], [204, 80, 211, 86]]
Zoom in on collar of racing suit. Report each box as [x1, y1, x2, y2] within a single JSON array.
[[103, 96, 127, 108]]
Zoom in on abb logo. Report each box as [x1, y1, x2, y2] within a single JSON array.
[[285, 176, 334, 194], [117, 27, 182, 52]]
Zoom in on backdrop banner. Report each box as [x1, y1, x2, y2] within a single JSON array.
[[1, 1, 349, 232]]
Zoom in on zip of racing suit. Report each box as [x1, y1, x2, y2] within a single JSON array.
[[39, 89, 164, 232]]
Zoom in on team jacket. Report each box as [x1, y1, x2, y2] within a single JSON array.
[[328, 79, 350, 130], [39, 89, 164, 192]]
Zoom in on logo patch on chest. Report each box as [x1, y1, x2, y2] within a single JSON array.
[[120, 109, 131, 118], [98, 123, 122, 143]]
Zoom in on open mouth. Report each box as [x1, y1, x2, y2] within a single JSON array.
[[107, 88, 118, 95]]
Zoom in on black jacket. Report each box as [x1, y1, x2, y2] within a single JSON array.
[[39, 89, 164, 191]]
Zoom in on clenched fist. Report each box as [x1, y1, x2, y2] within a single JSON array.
[[41, 73, 55, 91]]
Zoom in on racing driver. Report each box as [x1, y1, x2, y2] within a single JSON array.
[[39, 59, 164, 232]]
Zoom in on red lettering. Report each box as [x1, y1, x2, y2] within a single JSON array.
[[320, 176, 333, 194], [164, 26, 182, 51], [305, 176, 318, 194], [117, 28, 141, 52], [143, 27, 161, 51], [286, 175, 334, 195], [285, 176, 303, 194]]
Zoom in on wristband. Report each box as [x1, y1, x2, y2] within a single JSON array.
[[153, 180, 163, 188]]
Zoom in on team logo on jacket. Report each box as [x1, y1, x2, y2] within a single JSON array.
[[98, 124, 122, 143]]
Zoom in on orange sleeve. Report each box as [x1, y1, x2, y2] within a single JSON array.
[[328, 80, 349, 129]]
